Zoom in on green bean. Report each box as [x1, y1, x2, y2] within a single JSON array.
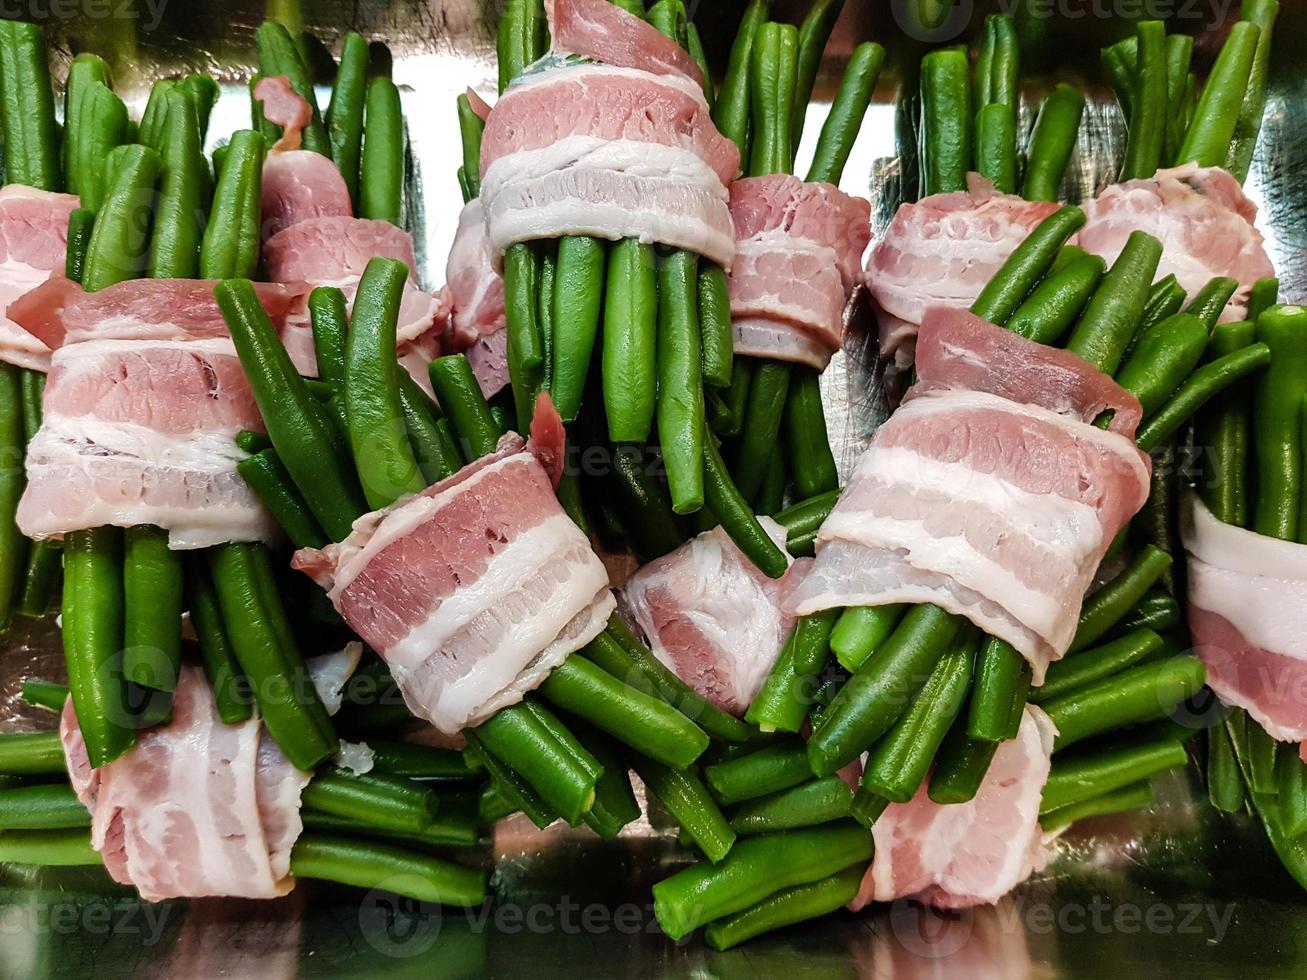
[[303, 286, 348, 390], [1176, 21, 1260, 168], [698, 264, 733, 390], [1164, 33, 1195, 166], [185, 556, 252, 725], [1066, 231, 1163, 375], [200, 130, 264, 280], [0, 20, 60, 190], [782, 368, 838, 500], [791, 610, 838, 677], [710, 358, 752, 438], [829, 605, 903, 672], [928, 723, 999, 804], [473, 702, 601, 826], [1137, 341, 1271, 452], [119, 526, 183, 692], [1041, 733, 1188, 814], [0, 829, 101, 866], [1185, 277, 1239, 331], [704, 864, 864, 951], [248, 75, 280, 146], [1004, 253, 1105, 345], [1278, 744, 1307, 837], [919, 48, 972, 196], [428, 354, 501, 463], [177, 74, 219, 140], [1138, 274, 1188, 338], [608, 442, 686, 558], [1207, 718, 1245, 813], [0, 365, 25, 629], [0, 732, 65, 775], [465, 734, 557, 829], [63, 63, 128, 212], [237, 451, 329, 549], [602, 239, 658, 441], [655, 250, 705, 513], [704, 429, 789, 578], [63, 208, 95, 284], [729, 777, 853, 836], [0, 785, 91, 831], [774, 488, 840, 558], [80, 144, 162, 291], [545, 236, 605, 421], [210, 543, 336, 769], [360, 76, 404, 225], [988, 14, 1020, 108], [713, 0, 770, 158], [1070, 546, 1171, 653], [62, 528, 135, 767], [973, 15, 996, 112], [583, 622, 752, 743], [147, 90, 207, 279], [497, 0, 547, 90], [971, 206, 1087, 325], [1101, 36, 1137, 118], [733, 360, 790, 503], [1033, 629, 1164, 705], [1043, 656, 1205, 752], [975, 103, 1017, 194], [301, 767, 441, 834], [967, 638, 1032, 743], [806, 42, 884, 186], [706, 741, 814, 805], [647, 0, 688, 47], [744, 633, 813, 734], [1120, 21, 1167, 181], [19, 679, 68, 714], [364, 740, 481, 780], [397, 376, 462, 484], [791, 0, 846, 148], [1252, 305, 1307, 540], [808, 605, 960, 775], [539, 656, 709, 768], [1249, 276, 1280, 321], [849, 785, 889, 827], [327, 32, 369, 207], [1022, 84, 1086, 202], [1040, 780, 1154, 832], [300, 801, 482, 849], [1240, 716, 1280, 796], [1115, 313, 1209, 417], [256, 20, 330, 155], [748, 22, 798, 177], [632, 756, 733, 860], [343, 258, 425, 507], [290, 835, 487, 907], [652, 824, 872, 941], [574, 727, 641, 840], [1228, 0, 1279, 180]]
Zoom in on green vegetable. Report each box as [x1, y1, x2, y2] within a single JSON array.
[[704, 429, 789, 578], [1227, 0, 1280, 181], [326, 32, 369, 207], [120, 526, 183, 692], [971, 205, 1086, 325], [1115, 312, 1209, 417], [1120, 21, 1167, 181], [806, 42, 884, 185], [549, 236, 606, 421], [748, 21, 799, 177], [1043, 656, 1206, 752], [256, 20, 330, 155], [148, 89, 207, 279], [80, 145, 162, 291], [360, 76, 404, 224], [200, 130, 265, 280], [1252, 305, 1307, 540], [706, 741, 814, 806], [713, 0, 770, 158], [704, 865, 864, 951], [656, 250, 705, 514], [635, 757, 736, 862], [1137, 341, 1271, 452], [729, 777, 854, 835], [290, 835, 487, 907], [1022, 84, 1085, 201], [829, 605, 903, 672], [0, 20, 60, 190], [1065, 230, 1163, 375], [1176, 21, 1260, 168], [919, 48, 972, 196], [791, 0, 846, 148], [603, 239, 658, 442]]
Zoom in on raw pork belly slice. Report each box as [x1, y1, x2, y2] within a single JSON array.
[[442, 199, 508, 396], [1184, 494, 1307, 741], [851, 706, 1056, 910], [12, 278, 293, 548], [1080, 165, 1273, 324], [623, 519, 808, 716], [727, 174, 871, 370], [479, 2, 740, 268], [865, 174, 1063, 367], [254, 75, 352, 237], [60, 665, 311, 902], [0, 185, 80, 371], [787, 310, 1150, 682], [293, 398, 614, 735]]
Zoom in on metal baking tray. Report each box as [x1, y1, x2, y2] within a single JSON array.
[[3, 1, 1306, 975]]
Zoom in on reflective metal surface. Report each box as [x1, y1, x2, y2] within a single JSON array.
[[3, 1, 1307, 976]]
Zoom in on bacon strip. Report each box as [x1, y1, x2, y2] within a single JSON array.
[[787, 309, 1150, 681], [623, 519, 807, 716], [0, 185, 80, 371], [442, 198, 507, 395], [1184, 494, 1307, 741], [727, 175, 871, 370], [547, 0, 705, 86]]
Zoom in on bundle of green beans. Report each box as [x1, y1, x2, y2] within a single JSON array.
[[917, 14, 1087, 203], [0, 681, 492, 907], [1104, 2, 1278, 183]]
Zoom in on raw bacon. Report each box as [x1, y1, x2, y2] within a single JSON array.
[[727, 175, 871, 370], [547, 0, 705, 85], [787, 309, 1150, 682], [623, 519, 808, 716], [1184, 494, 1307, 742], [12, 278, 300, 549], [1081, 165, 1273, 323], [292, 398, 614, 734], [850, 706, 1056, 910], [864, 175, 1063, 366], [0, 185, 80, 371], [442, 198, 507, 395]]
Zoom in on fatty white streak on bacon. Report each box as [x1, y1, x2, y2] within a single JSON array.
[[623, 519, 808, 716], [0, 185, 78, 371], [1081, 165, 1274, 323], [864, 175, 1062, 368], [787, 309, 1150, 682], [727, 175, 871, 371], [442, 198, 508, 397], [292, 400, 614, 735], [479, 58, 738, 268], [10, 277, 311, 548], [851, 706, 1056, 911], [1184, 494, 1307, 742]]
